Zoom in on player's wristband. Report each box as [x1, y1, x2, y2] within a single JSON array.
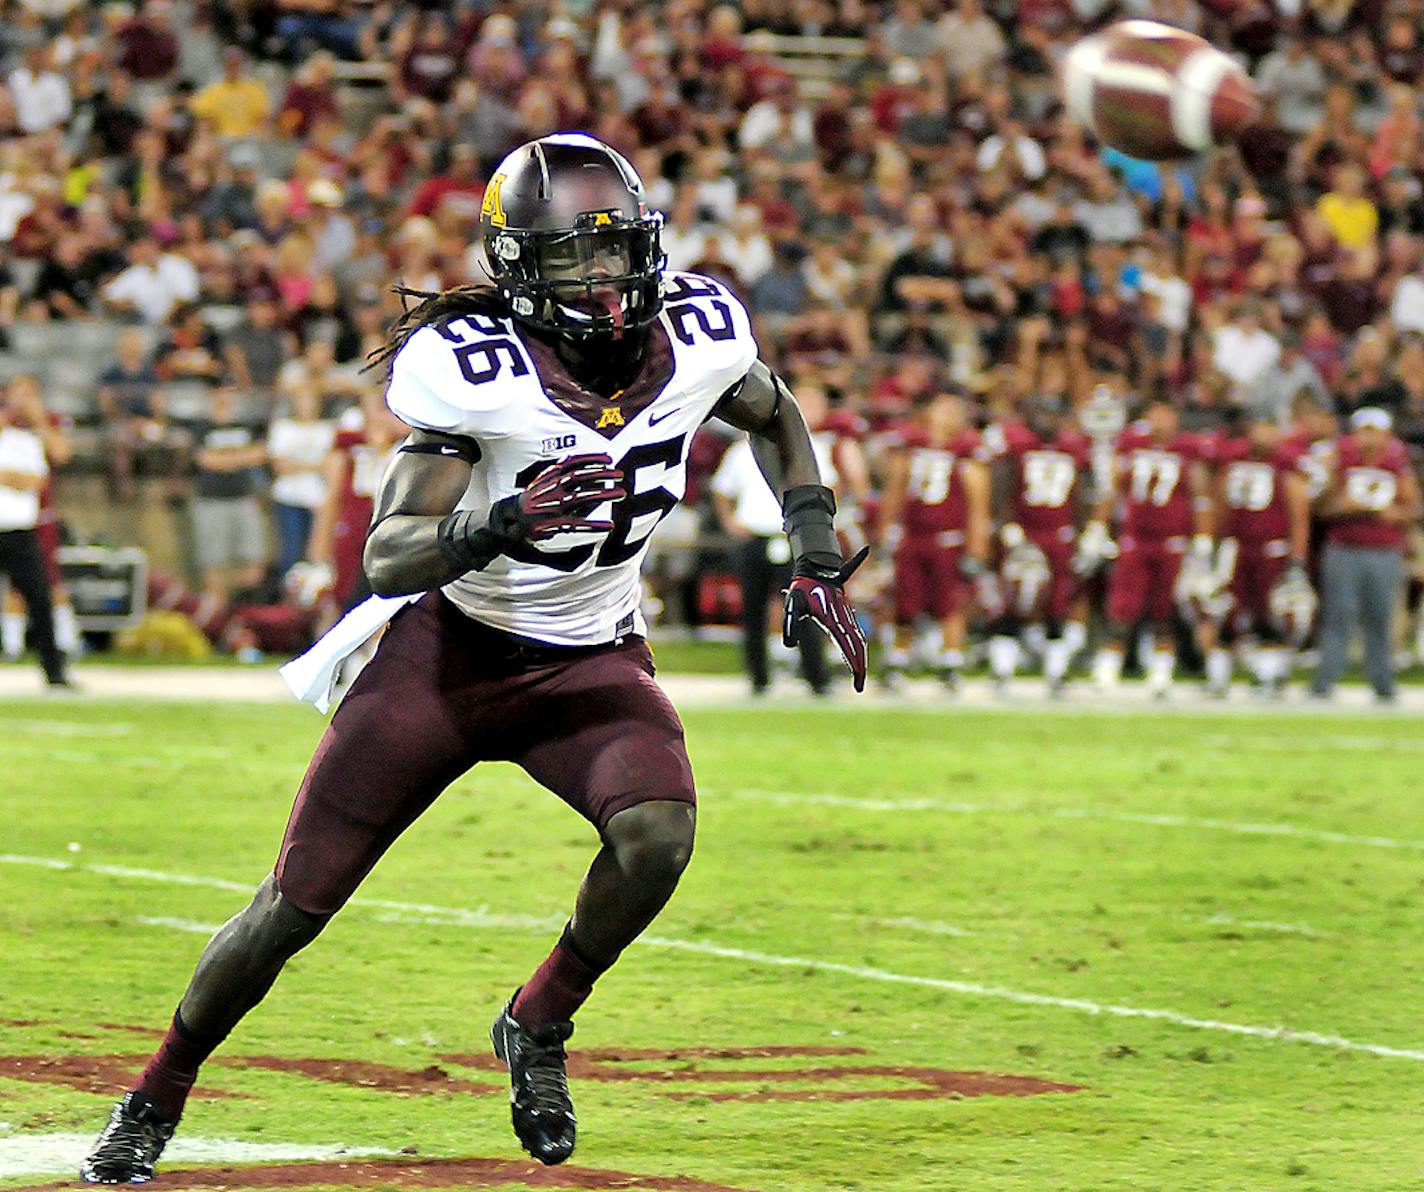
[[783, 484, 843, 576], [1001, 522, 1025, 549], [437, 509, 504, 572]]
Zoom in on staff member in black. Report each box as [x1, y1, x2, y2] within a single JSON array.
[[0, 377, 70, 687]]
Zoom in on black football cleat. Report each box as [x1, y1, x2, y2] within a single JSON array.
[[490, 997, 576, 1165], [80, 1091, 176, 1184]]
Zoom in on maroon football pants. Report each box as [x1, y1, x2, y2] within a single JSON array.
[[275, 592, 696, 916]]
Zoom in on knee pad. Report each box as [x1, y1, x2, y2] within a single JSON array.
[[605, 802, 696, 887], [242, 874, 329, 962]]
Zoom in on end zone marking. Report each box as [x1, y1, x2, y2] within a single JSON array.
[[7, 858, 1402, 1065]]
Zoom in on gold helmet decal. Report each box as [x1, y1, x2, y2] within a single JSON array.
[[481, 173, 507, 228]]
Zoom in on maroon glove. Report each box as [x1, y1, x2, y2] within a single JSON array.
[[782, 546, 870, 692], [439, 453, 626, 571], [493, 453, 627, 541]]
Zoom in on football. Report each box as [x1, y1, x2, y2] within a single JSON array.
[[1061, 20, 1259, 161]]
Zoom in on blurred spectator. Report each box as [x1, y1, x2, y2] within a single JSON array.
[[224, 288, 289, 391], [190, 46, 271, 138], [278, 51, 340, 138], [102, 233, 200, 324], [936, 0, 1005, 80], [267, 383, 335, 574], [1249, 330, 1328, 424], [98, 326, 164, 500], [1255, 32, 1326, 135], [8, 44, 70, 134], [189, 386, 267, 600], [154, 302, 224, 386], [1316, 164, 1379, 251], [115, 0, 179, 82], [1213, 302, 1281, 389]]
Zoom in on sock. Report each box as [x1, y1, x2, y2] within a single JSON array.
[[988, 635, 1020, 680], [512, 924, 606, 1029], [1146, 647, 1175, 694], [134, 1012, 220, 1122], [1062, 621, 1087, 658], [53, 602, 79, 654], [1, 612, 22, 658], [1093, 648, 1123, 688], [885, 647, 910, 670], [940, 648, 964, 673], [1206, 648, 1232, 690], [1022, 624, 1048, 660], [1044, 637, 1071, 683], [1255, 646, 1286, 684]]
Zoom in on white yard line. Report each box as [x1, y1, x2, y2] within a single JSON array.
[[1186, 913, 1321, 937], [0, 1132, 391, 1180], [719, 788, 1424, 852], [0, 718, 134, 736], [833, 913, 976, 938], [5, 853, 1404, 1064]]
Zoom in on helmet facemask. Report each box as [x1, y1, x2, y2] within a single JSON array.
[[489, 212, 665, 340]]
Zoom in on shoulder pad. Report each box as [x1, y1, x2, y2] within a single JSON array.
[[385, 323, 529, 435], [661, 271, 759, 385]]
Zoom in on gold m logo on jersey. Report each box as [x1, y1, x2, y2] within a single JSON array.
[[481, 173, 507, 227], [596, 406, 625, 429]]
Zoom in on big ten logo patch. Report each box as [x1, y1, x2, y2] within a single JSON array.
[[542, 434, 577, 453]]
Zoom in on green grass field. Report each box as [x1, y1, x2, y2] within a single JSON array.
[[3, 694, 1423, 1191]]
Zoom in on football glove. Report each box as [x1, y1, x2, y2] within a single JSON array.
[[1002, 537, 1051, 615], [439, 453, 627, 570], [1269, 561, 1317, 636], [783, 545, 870, 692], [1175, 534, 1223, 610], [1071, 521, 1118, 576]]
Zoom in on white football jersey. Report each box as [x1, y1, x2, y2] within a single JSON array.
[[385, 272, 758, 645]]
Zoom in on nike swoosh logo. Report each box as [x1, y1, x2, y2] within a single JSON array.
[[437, 445, 462, 456], [647, 407, 682, 426]]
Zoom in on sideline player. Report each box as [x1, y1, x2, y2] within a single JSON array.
[[1091, 397, 1213, 698], [81, 135, 869, 1182], [986, 395, 1091, 694], [1202, 407, 1313, 695], [876, 390, 989, 689]]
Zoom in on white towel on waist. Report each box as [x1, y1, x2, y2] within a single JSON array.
[[280, 593, 421, 712]]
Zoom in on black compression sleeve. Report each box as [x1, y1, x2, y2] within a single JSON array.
[[436, 509, 503, 571], [399, 431, 482, 463], [782, 484, 842, 574]]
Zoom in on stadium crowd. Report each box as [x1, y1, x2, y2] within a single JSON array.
[[1, 0, 1424, 697]]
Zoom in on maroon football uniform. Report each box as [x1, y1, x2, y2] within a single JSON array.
[[1107, 425, 1210, 624], [1216, 437, 1306, 625], [1328, 434, 1412, 550], [999, 421, 1090, 619], [890, 425, 981, 623], [329, 427, 393, 606]]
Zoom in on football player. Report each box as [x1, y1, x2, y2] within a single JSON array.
[[81, 135, 868, 1182], [303, 388, 408, 621], [876, 390, 989, 690], [1202, 406, 1313, 696], [1090, 397, 1214, 698], [986, 395, 1092, 694]]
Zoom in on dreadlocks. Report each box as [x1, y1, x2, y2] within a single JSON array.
[[364, 283, 507, 376]]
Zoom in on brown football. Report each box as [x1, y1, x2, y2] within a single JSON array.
[[1061, 20, 1259, 161]]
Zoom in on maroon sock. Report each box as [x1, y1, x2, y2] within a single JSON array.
[[133, 1012, 219, 1121], [511, 927, 605, 1029]]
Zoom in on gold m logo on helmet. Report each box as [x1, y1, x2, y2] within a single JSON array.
[[596, 406, 624, 429], [592, 211, 613, 226], [481, 174, 507, 228]]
